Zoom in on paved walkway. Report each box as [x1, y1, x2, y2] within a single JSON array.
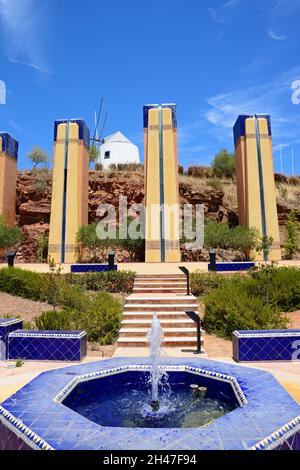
[[1, 260, 299, 274]]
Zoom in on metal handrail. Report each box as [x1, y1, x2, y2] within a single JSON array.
[[184, 310, 202, 354], [179, 266, 190, 295]]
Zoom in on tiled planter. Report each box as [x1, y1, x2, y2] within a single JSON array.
[[208, 262, 255, 272], [233, 329, 300, 362], [0, 319, 23, 360], [8, 330, 87, 362], [71, 264, 117, 273]]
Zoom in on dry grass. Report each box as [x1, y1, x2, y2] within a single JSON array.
[[276, 183, 300, 210]]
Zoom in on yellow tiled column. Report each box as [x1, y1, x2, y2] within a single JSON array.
[[144, 104, 181, 263], [48, 120, 90, 264], [0, 133, 18, 227], [234, 115, 281, 261]]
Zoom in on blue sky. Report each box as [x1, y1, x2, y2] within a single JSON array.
[[0, 0, 300, 174]]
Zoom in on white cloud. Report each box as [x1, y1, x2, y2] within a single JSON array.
[[208, 0, 240, 24], [0, 0, 49, 74], [268, 29, 286, 41], [203, 67, 300, 146]]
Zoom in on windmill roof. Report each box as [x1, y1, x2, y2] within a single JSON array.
[[104, 131, 133, 144]]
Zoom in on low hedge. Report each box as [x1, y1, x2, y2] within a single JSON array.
[[203, 280, 288, 339], [35, 292, 122, 345], [0, 268, 47, 301], [191, 271, 230, 297], [64, 271, 135, 293]]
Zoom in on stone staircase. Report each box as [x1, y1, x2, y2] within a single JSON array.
[[117, 273, 205, 349]]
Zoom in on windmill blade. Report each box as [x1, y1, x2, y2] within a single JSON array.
[[99, 112, 108, 142], [92, 97, 104, 142]]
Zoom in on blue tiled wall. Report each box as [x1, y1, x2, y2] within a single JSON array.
[[0, 319, 23, 360], [0, 422, 32, 450], [233, 330, 300, 362], [208, 262, 255, 272], [8, 331, 87, 362], [71, 264, 117, 273]]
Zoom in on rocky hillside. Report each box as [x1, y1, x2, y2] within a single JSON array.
[[15, 169, 300, 262]]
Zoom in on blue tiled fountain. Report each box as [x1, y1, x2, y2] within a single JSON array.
[[0, 357, 299, 450]]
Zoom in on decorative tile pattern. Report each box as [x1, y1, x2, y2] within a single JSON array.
[[233, 114, 272, 147], [233, 330, 300, 362], [0, 318, 23, 360], [0, 357, 299, 450], [0, 132, 19, 159], [54, 119, 90, 148], [208, 262, 255, 272], [143, 104, 177, 129], [71, 264, 117, 273], [8, 330, 87, 362]]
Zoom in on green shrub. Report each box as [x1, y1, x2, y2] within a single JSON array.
[[212, 149, 235, 179], [65, 271, 135, 293], [249, 266, 300, 312], [191, 271, 229, 296], [35, 310, 74, 331], [203, 281, 288, 339], [35, 292, 122, 345], [80, 292, 122, 344], [0, 268, 46, 300]]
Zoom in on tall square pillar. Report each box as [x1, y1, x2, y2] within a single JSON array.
[[234, 115, 281, 261], [48, 119, 90, 264], [143, 104, 181, 263], [0, 133, 18, 226]]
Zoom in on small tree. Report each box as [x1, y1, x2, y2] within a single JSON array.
[[37, 233, 49, 262], [212, 149, 235, 179], [204, 221, 230, 260], [47, 257, 62, 311], [284, 210, 300, 259], [230, 226, 259, 258], [256, 235, 274, 262], [28, 146, 49, 169], [89, 145, 98, 167], [77, 222, 111, 262], [117, 216, 145, 261], [0, 216, 22, 252]]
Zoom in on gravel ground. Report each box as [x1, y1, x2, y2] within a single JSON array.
[[0, 292, 53, 323]]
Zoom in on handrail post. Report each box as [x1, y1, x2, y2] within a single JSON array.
[[179, 266, 190, 296]]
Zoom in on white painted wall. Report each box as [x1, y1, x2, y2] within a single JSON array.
[[97, 131, 140, 170]]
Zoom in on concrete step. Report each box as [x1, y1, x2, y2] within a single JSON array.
[[119, 327, 202, 338], [117, 337, 204, 348], [126, 295, 197, 304], [124, 304, 198, 312], [122, 311, 196, 320], [121, 318, 195, 328], [135, 274, 185, 279], [132, 288, 187, 294]]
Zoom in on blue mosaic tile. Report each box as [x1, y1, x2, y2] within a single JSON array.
[[208, 262, 255, 272], [233, 329, 300, 362], [0, 133, 19, 159], [233, 114, 272, 147], [1, 358, 299, 450], [8, 330, 87, 362], [0, 318, 23, 360], [143, 104, 177, 128], [71, 264, 117, 273], [54, 119, 90, 148]]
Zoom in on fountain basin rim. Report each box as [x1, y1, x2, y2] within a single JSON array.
[[1, 357, 300, 451], [54, 364, 247, 408]]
